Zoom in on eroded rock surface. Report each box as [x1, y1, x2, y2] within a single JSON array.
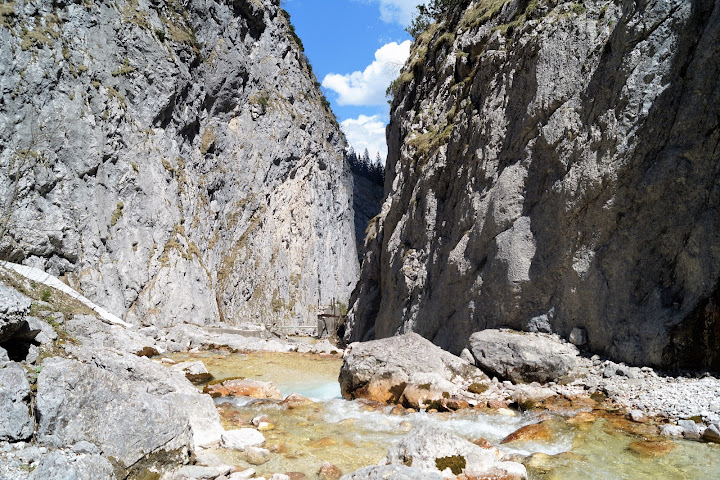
[[340, 465, 442, 480], [346, 0, 720, 369]]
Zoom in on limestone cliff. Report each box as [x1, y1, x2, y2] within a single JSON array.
[[0, 0, 358, 328], [347, 0, 720, 370]]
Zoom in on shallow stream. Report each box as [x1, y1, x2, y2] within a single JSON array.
[[170, 351, 720, 479]]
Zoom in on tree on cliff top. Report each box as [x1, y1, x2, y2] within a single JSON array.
[[407, 0, 464, 38]]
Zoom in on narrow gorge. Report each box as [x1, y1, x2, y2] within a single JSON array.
[[1, 0, 719, 479]]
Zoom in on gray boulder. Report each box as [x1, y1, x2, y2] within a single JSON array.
[[469, 329, 579, 384], [36, 356, 192, 476], [29, 450, 116, 480], [166, 465, 232, 480], [339, 333, 487, 405], [386, 423, 526, 479], [64, 315, 160, 357], [0, 361, 34, 442], [64, 346, 224, 449], [340, 465, 442, 480]]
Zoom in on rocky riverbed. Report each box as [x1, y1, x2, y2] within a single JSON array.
[[1, 264, 720, 480]]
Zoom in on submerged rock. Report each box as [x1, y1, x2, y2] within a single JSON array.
[[245, 446, 272, 465], [318, 461, 343, 480], [386, 423, 526, 479], [627, 439, 676, 457], [340, 465, 442, 480], [204, 378, 283, 400], [220, 429, 265, 451], [469, 330, 579, 384], [500, 423, 553, 444], [339, 333, 487, 406]]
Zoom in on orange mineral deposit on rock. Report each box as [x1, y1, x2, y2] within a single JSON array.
[[204, 378, 283, 400], [628, 439, 676, 457], [500, 422, 553, 444]]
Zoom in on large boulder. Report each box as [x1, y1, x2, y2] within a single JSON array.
[[36, 357, 192, 475], [469, 330, 579, 384], [68, 346, 224, 449], [36, 348, 224, 475], [386, 424, 526, 479], [339, 333, 487, 407], [0, 361, 34, 441], [340, 465, 442, 480]]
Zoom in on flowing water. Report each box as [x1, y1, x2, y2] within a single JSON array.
[[169, 351, 720, 479]]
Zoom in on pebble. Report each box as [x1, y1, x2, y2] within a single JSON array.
[[629, 410, 645, 423], [229, 469, 256, 480], [660, 425, 684, 437]]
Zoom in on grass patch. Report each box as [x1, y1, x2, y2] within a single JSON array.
[[20, 13, 61, 51], [110, 201, 124, 226], [200, 128, 216, 154], [111, 58, 136, 77]]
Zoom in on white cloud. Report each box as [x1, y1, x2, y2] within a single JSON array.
[[374, 0, 425, 25], [341, 115, 388, 162], [322, 40, 411, 106]]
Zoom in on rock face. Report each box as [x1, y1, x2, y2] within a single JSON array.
[[352, 172, 384, 259], [0, 361, 34, 442], [339, 333, 487, 406], [0, 0, 358, 329], [469, 329, 579, 384], [347, 0, 720, 369]]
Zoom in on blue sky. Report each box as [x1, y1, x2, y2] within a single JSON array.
[[282, 0, 424, 162]]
